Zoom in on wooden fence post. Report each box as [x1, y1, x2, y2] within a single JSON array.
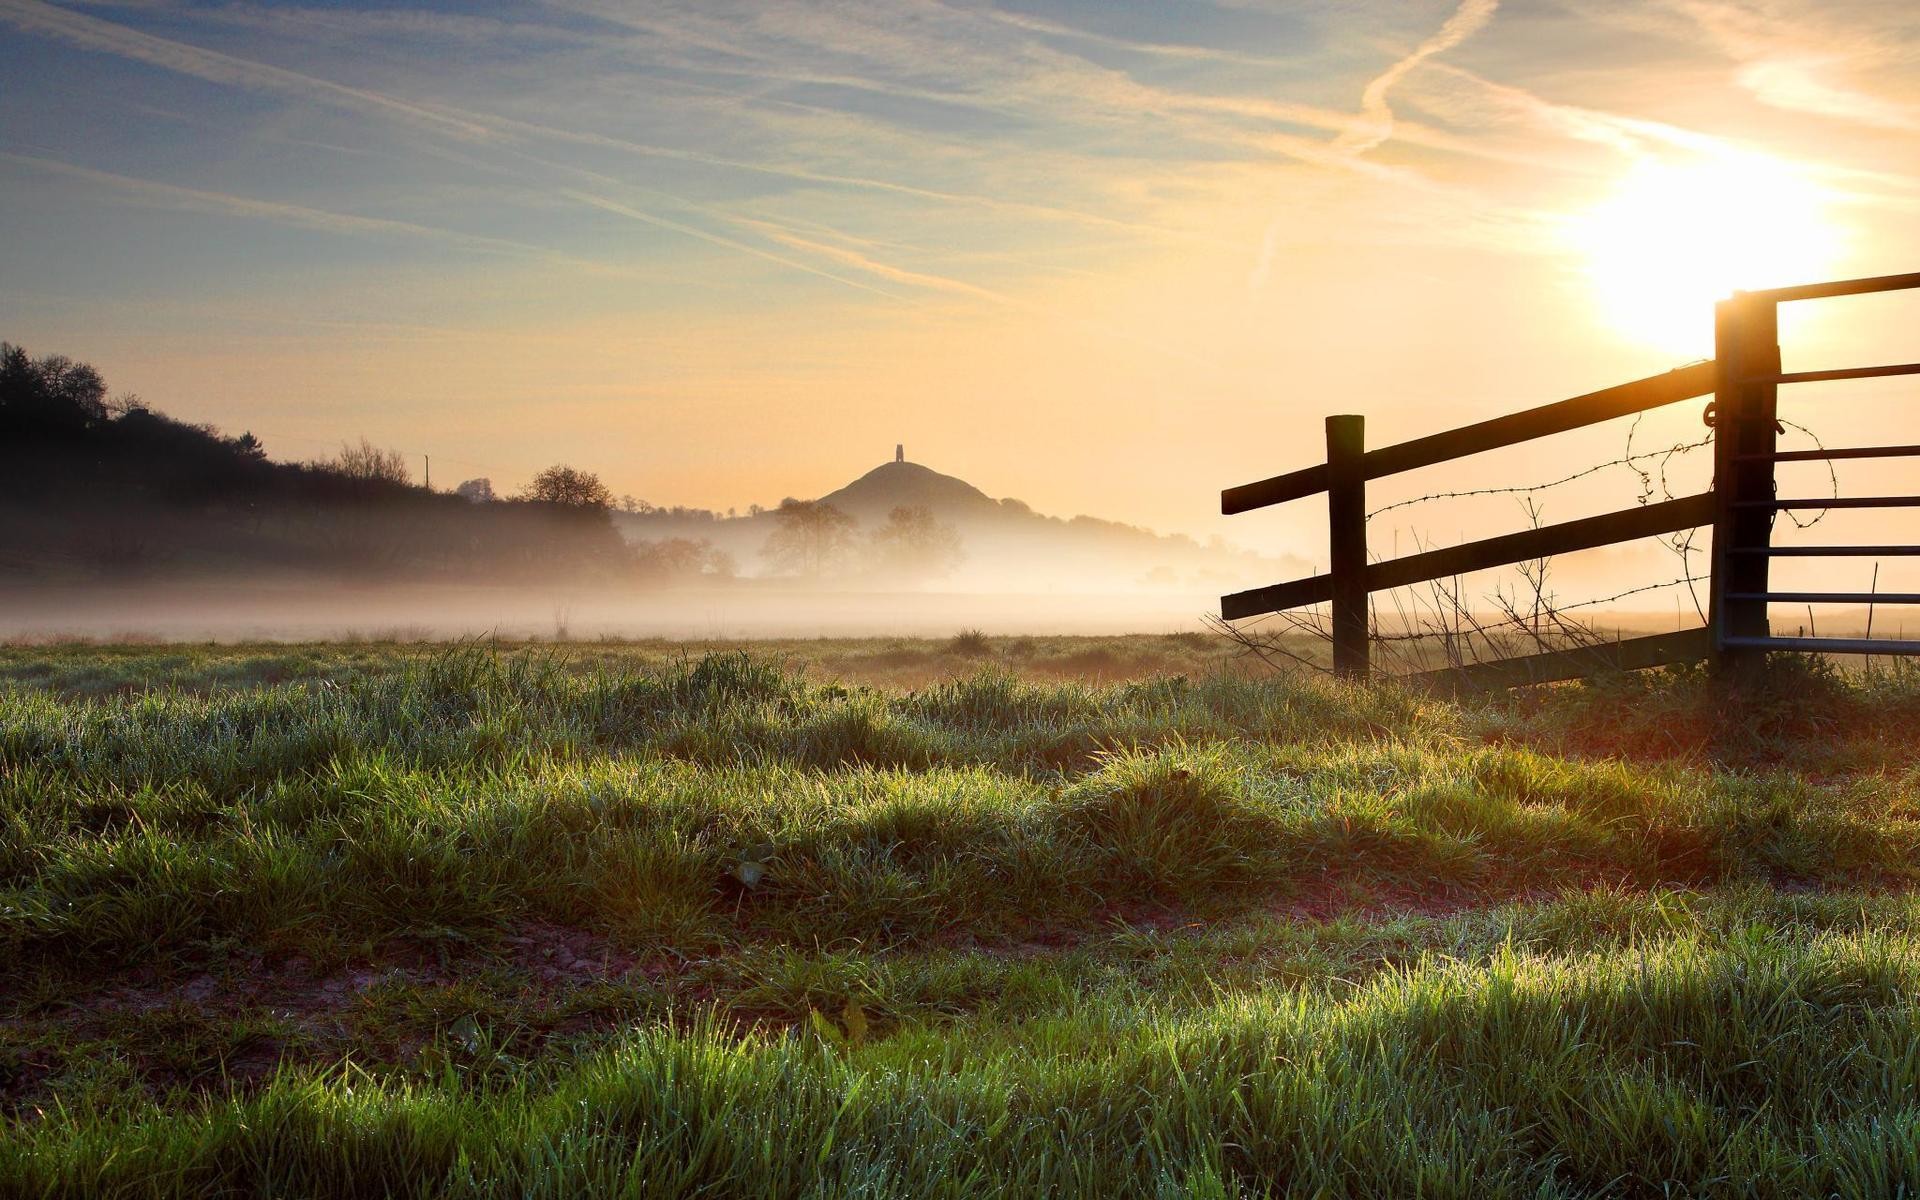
[[1326, 414, 1369, 680], [1708, 294, 1780, 672]]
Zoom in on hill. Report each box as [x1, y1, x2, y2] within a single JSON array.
[[815, 459, 1003, 524], [0, 341, 640, 584], [0, 338, 1301, 601], [618, 455, 1305, 593]]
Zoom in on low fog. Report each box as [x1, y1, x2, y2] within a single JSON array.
[[8, 343, 1905, 645], [0, 581, 1235, 642], [0, 343, 1297, 640]]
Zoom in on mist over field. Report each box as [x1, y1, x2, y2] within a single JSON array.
[[10, 0, 1920, 1190], [0, 580, 1229, 642], [0, 342, 1322, 640]]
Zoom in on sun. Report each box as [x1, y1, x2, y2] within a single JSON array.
[[1566, 154, 1843, 355]]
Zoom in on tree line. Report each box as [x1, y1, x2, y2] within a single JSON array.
[[0, 343, 962, 587], [760, 499, 964, 581], [0, 343, 712, 583]]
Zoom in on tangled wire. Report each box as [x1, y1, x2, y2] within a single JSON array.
[[1215, 402, 1841, 676]]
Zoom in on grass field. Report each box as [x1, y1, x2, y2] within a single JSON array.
[[5, 635, 1920, 1197]]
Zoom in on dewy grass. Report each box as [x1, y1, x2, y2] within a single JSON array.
[[5, 639, 1920, 1195], [10, 933, 1920, 1197]]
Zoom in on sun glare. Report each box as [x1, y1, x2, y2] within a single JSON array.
[[1569, 155, 1842, 355]]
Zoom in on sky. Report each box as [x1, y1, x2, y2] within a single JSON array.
[[3, 0, 1918, 566]]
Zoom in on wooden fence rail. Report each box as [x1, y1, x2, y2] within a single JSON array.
[[1219, 270, 1920, 686]]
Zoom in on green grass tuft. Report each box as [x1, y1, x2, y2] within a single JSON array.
[[6, 637, 1920, 1194]]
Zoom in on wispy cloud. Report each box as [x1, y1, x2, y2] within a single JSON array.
[[954, 3, 1303, 71], [8, 0, 1257, 256], [1424, 57, 1918, 200], [1568, 1, 1920, 133], [1670, 0, 1918, 130], [1735, 58, 1915, 129], [734, 216, 1010, 303], [1251, 0, 1500, 290], [731, 213, 1220, 369], [0, 0, 492, 138], [539, 0, 1505, 164], [6, 0, 1914, 531], [1334, 0, 1501, 155], [2, 149, 518, 247], [483, 111, 1244, 251], [558, 188, 905, 299], [0, 149, 701, 284]]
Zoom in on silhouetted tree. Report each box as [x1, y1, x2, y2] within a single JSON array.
[[327, 438, 411, 485], [522, 464, 613, 510], [634, 537, 735, 583], [761, 499, 857, 576], [0, 343, 108, 435], [0, 341, 654, 583], [456, 478, 496, 503], [870, 505, 963, 579]]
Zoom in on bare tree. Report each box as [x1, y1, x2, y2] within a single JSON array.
[[328, 438, 410, 485], [634, 537, 735, 583], [870, 505, 963, 579], [761, 499, 857, 576], [522, 464, 613, 510]]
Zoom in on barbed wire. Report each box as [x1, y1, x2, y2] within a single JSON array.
[[1223, 567, 1710, 636], [1364, 410, 1840, 526], [1224, 401, 1853, 676], [1776, 418, 1839, 529], [1243, 570, 1712, 646], [1366, 421, 1713, 521]]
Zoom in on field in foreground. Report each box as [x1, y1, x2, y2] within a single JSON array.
[[5, 636, 1920, 1197]]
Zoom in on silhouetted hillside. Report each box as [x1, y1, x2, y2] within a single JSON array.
[[816, 461, 1003, 524], [0, 342, 628, 583], [1, 343, 1301, 597], [616, 454, 1305, 592]]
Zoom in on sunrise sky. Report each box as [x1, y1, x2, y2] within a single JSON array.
[[3, 0, 1917, 555]]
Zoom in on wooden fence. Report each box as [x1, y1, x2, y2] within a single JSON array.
[[1220, 270, 1920, 688]]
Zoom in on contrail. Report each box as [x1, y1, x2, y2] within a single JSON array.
[[1, 150, 528, 250], [1335, 0, 1501, 156], [484, 111, 1240, 251], [0, 0, 491, 139], [1, 150, 694, 282], [558, 189, 906, 300], [1, 0, 1237, 251], [735, 218, 1015, 304], [735, 216, 1218, 369], [1253, 0, 1498, 292]]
